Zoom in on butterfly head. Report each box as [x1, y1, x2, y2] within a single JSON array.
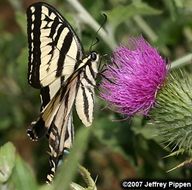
[[90, 51, 99, 62], [88, 51, 99, 74]]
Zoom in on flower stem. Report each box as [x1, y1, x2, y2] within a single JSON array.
[[66, 0, 117, 49]]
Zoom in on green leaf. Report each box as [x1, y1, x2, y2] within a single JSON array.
[[106, 2, 161, 28], [53, 127, 91, 190], [131, 123, 160, 140], [70, 183, 85, 190], [0, 117, 12, 130], [11, 155, 38, 190], [0, 142, 16, 183]]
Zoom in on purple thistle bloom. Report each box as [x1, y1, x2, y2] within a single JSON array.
[[100, 37, 168, 116]]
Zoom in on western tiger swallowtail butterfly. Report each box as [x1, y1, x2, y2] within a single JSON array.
[[27, 2, 99, 183]]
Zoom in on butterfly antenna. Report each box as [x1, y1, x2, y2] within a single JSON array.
[[90, 37, 100, 52], [89, 13, 107, 51]]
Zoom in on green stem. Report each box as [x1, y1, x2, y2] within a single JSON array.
[[133, 15, 158, 42], [170, 54, 192, 69], [8, 0, 22, 11], [173, 0, 183, 8], [66, 0, 117, 49], [163, 0, 177, 21], [133, 15, 170, 56]]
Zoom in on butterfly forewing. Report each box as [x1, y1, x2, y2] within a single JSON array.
[[27, 2, 83, 88], [40, 77, 62, 110]]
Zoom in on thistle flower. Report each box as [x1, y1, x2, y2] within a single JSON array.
[[100, 37, 168, 116], [100, 37, 192, 162]]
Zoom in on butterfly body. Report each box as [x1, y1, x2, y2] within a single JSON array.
[[27, 2, 99, 182]]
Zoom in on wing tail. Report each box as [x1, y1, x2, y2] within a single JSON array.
[[46, 111, 74, 183], [27, 117, 47, 140]]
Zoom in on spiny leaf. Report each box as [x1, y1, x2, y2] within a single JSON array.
[[167, 158, 192, 173]]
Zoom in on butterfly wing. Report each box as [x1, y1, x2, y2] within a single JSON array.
[[47, 111, 74, 183], [27, 72, 78, 140], [40, 77, 63, 110], [31, 75, 78, 182], [45, 59, 98, 182], [75, 61, 98, 126], [27, 2, 83, 88], [27, 2, 99, 183], [27, 2, 83, 139]]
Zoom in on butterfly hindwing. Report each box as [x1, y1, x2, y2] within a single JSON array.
[[27, 2, 83, 88], [75, 63, 98, 126], [47, 111, 74, 183]]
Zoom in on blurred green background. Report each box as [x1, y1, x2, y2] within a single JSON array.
[[0, 0, 192, 189]]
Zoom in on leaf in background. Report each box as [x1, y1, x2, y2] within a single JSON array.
[[93, 117, 135, 164], [131, 123, 160, 141], [11, 155, 38, 190], [16, 47, 28, 88], [15, 11, 27, 35], [53, 127, 91, 190], [39, 185, 52, 190], [0, 142, 16, 183], [106, 2, 161, 28], [0, 117, 12, 130]]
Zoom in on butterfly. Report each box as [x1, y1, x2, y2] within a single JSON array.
[[26, 2, 99, 183]]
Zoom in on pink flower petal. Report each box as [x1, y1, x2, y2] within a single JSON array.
[[100, 37, 168, 116]]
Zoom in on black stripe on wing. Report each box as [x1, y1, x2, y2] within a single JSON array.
[[40, 77, 64, 111], [40, 86, 50, 110], [81, 84, 90, 121], [56, 32, 73, 77]]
